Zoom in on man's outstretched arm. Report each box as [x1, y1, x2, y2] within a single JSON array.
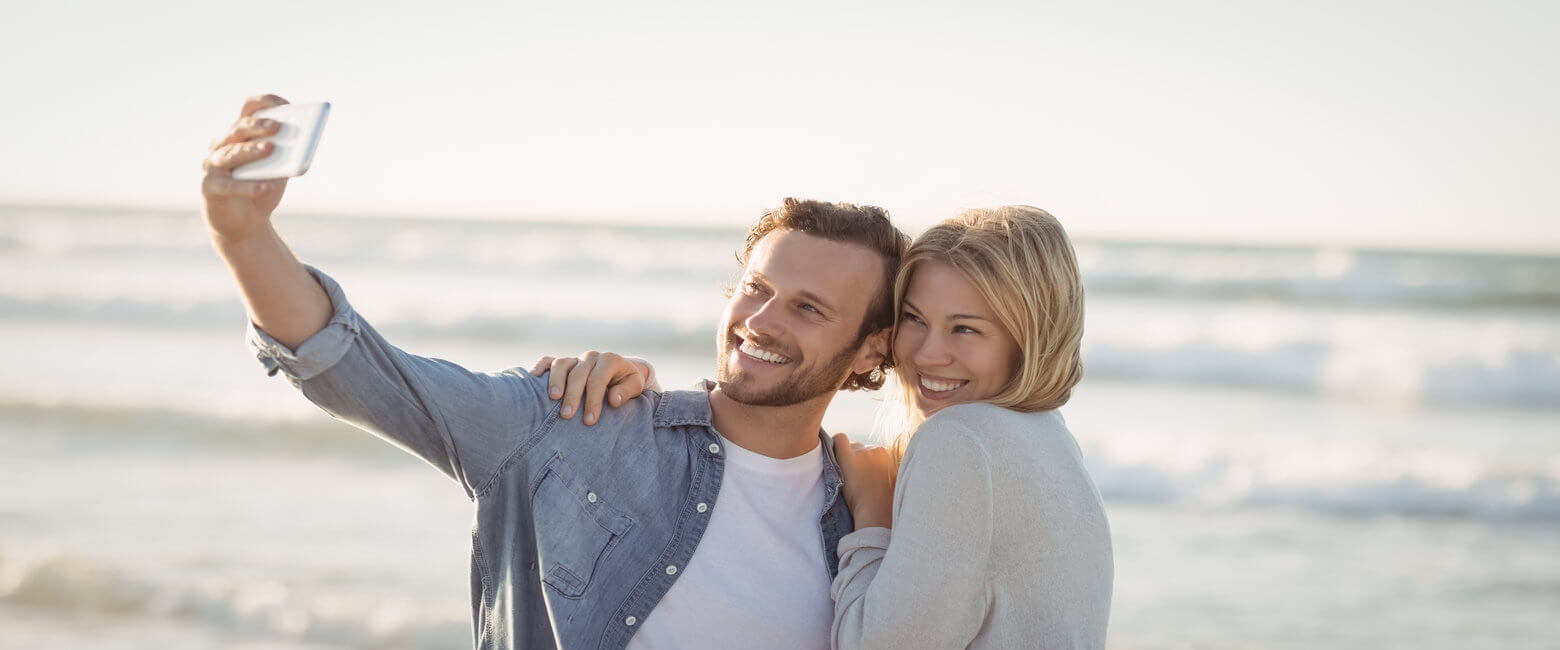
[[199, 94, 555, 496], [201, 93, 331, 349]]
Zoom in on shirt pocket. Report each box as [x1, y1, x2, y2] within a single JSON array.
[[530, 453, 634, 599]]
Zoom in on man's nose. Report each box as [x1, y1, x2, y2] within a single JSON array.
[[744, 297, 786, 339]]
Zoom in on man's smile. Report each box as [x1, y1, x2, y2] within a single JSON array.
[[738, 338, 793, 365]]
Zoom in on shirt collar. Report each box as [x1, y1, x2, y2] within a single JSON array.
[[657, 380, 844, 490], [651, 383, 717, 428]]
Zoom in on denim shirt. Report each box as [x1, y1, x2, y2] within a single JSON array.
[[247, 268, 853, 650]]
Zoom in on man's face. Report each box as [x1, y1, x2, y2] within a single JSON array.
[[715, 229, 887, 407]]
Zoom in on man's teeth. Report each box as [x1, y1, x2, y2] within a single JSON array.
[[920, 376, 965, 392], [740, 342, 791, 364]]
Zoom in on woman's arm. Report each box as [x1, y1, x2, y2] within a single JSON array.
[[832, 433, 896, 530], [831, 417, 995, 650]]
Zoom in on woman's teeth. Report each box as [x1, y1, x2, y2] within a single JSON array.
[[920, 376, 965, 392], [740, 341, 791, 364]]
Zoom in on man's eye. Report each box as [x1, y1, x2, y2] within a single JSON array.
[[799, 303, 819, 313]]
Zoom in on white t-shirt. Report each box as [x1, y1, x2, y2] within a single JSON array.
[[627, 433, 833, 650]]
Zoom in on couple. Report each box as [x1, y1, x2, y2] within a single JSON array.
[[201, 95, 1112, 649]]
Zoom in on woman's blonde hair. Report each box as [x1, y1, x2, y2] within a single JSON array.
[[880, 205, 1086, 456]]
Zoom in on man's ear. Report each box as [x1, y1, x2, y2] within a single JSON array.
[[850, 328, 890, 376]]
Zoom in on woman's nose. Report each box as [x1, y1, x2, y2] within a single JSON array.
[[912, 332, 953, 367]]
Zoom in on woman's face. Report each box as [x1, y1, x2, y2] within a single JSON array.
[[894, 261, 1022, 417]]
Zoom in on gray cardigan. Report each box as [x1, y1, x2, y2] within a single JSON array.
[[831, 403, 1113, 649]]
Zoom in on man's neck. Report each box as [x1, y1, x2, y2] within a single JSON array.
[[707, 387, 832, 459]]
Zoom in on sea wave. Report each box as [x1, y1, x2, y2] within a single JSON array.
[[0, 400, 396, 459], [9, 206, 1560, 308], [1075, 242, 1560, 308], [0, 551, 466, 649], [1084, 340, 1560, 408], [2, 286, 1555, 408], [0, 293, 710, 353], [9, 400, 1560, 523], [1085, 438, 1560, 522]]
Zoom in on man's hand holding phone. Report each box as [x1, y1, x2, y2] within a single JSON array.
[[199, 94, 336, 349], [201, 94, 327, 242]]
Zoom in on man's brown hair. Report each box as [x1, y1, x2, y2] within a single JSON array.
[[735, 197, 909, 391]]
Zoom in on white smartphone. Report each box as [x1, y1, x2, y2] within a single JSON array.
[[232, 101, 331, 180]]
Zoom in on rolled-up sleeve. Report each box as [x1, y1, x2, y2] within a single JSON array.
[[247, 266, 553, 498], [247, 267, 363, 382]]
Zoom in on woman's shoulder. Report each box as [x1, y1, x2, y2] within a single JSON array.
[[922, 403, 1068, 438], [913, 404, 1077, 462]]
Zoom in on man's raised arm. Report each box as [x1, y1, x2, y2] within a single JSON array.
[[201, 94, 331, 349], [195, 94, 559, 496]]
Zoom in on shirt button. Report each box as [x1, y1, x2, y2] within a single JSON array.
[[586, 491, 598, 503], [708, 443, 721, 454], [625, 616, 637, 626], [696, 502, 708, 513], [665, 564, 678, 575]]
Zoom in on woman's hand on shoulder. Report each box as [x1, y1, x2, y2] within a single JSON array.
[[832, 433, 898, 531], [528, 351, 657, 425]]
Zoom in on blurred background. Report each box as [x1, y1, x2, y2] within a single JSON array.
[[2, 1, 1557, 648]]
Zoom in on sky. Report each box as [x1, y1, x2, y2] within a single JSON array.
[[2, 0, 1556, 250]]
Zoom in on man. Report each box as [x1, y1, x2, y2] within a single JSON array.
[[201, 94, 909, 650]]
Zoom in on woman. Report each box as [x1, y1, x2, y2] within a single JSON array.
[[538, 206, 1112, 649], [826, 206, 1112, 649]]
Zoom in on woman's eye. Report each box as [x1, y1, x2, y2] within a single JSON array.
[[954, 325, 980, 335], [901, 311, 924, 324]]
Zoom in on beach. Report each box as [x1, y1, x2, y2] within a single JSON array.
[[3, 203, 1557, 648]]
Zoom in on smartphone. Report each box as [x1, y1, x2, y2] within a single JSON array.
[[232, 101, 331, 180]]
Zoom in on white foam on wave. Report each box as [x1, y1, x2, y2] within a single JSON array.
[[12, 395, 1558, 523], [12, 205, 1560, 308], [1075, 240, 1560, 307], [1084, 299, 1560, 408], [1082, 430, 1560, 521], [0, 551, 467, 648], [2, 284, 1555, 408], [6, 205, 1558, 409]]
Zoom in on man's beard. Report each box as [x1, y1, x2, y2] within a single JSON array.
[[716, 337, 858, 407]]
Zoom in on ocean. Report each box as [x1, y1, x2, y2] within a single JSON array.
[[2, 203, 1557, 649]]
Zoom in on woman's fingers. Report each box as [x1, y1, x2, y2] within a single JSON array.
[[559, 352, 596, 419], [834, 434, 895, 472], [606, 370, 644, 408], [582, 353, 626, 425], [528, 355, 556, 378], [538, 351, 647, 424], [833, 433, 897, 528], [551, 357, 582, 414]]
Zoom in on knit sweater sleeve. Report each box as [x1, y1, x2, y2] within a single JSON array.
[[830, 415, 993, 650]]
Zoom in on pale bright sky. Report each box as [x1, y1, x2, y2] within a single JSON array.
[[2, 0, 1556, 250]]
